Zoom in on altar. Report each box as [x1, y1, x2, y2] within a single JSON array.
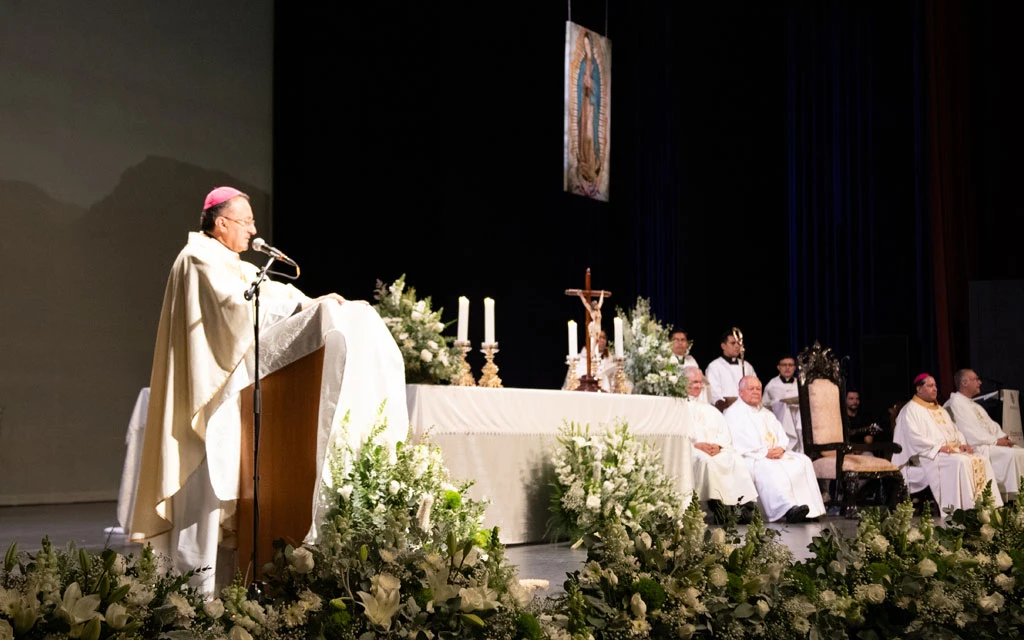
[[406, 385, 694, 544]]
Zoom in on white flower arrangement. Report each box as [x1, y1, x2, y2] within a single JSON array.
[[373, 274, 462, 384], [617, 297, 688, 397]]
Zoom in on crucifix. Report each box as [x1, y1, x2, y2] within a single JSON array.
[[565, 268, 612, 392]]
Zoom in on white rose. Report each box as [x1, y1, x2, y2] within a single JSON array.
[[420, 349, 433, 362], [863, 584, 885, 604], [105, 603, 130, 630], [339, 485, 354, 500], [978, 592, 1005, 614], [228, 625, 254, 640], [871, 535, 889, 554], [586, 494, 601, 510], [906, 528, 923, 543], [435, 322, 444, 331], [711, 529, 726, 545], [980, 524, 996, 541], [110, 555, 127, 576], [411, 311, 424, 321], [709, 565, 728, 588], [204, 599, 225, 619], [995, 574, 1015, 591], [756, 600, 770, 617], [458, 586, 499, 613], [668, 375, 678, 384], [630, 592, 647, 618], [426, 340, 438, 350], [979, 509, 992, 524], [389, 480, 401, 495], [997, 551, 1014, 571], [291, 547, 315, 574], [918, 558, 938, 578]]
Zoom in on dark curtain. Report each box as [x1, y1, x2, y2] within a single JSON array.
[[785, 2, 929, 407]]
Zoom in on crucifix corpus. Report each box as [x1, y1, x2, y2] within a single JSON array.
[[565, 268, 612, 392]]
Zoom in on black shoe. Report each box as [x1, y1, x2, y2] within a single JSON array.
[[785, 504, 810, 524], [738, 502, 757, 525]]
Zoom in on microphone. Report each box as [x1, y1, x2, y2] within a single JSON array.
[[251, 237, 298, 268]]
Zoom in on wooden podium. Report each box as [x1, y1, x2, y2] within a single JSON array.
[[237, 347, 325, 582]]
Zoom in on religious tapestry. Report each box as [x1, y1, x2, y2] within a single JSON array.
[[563, 22, 611, 202]]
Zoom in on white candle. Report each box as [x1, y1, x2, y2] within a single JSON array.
[[613, 317, 623, 358], [457, 296, 469, 342], [484, 297, 495, 344], [568, 320, 578, 357]]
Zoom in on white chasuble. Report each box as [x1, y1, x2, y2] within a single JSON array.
[[686, 399, 758, 506], [723, 401, 825, 522], [893, 396, 1002, 511], [945, 391, 1024, 499]]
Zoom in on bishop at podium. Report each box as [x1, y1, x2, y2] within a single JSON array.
[[130, 187, 408, 593]]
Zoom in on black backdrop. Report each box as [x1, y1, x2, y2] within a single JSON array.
[[271, 1, 1024, 423]]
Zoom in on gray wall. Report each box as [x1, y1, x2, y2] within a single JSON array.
[[0, 1, 274, 505]]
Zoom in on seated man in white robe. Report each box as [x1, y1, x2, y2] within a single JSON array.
[[706, 330, 757, 411], [761, 355, 803, 452], [724, 376, 826, 523], [683, 367, 758, 524], [944, 368, 1024, 503], [893, 373, 1002, 512], [130, 187, 406, 594]]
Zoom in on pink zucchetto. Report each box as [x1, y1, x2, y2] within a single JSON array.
[[203, 186, 248, 211], [914, 373, 932, 386]]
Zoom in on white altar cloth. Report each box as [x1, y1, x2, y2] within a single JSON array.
[[406, 385, 694, 544]]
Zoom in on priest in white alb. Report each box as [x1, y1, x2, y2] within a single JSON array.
[[683, 367, 758, 524], [944, 368, 1024, 502], [130, 187, 407, 594], [706, 330, 757, 411], [892, 373, 1002, 511], [724, 376, 826, 523], [761, 355, 803, 452]]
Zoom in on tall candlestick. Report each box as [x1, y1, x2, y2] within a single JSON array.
[[568, 320, 578, 357], [457, 296, 469, 342], [484, 297, 495, 344], [613, 317, 623, 358]]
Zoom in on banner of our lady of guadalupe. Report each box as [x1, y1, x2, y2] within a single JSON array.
[[563, 22, 611, 202]]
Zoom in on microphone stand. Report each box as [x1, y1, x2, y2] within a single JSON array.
[[243, 254, 276, 601]]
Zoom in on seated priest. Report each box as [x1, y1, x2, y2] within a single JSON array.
[[944, 368, 1024, 503], [724, 376, 826, 524], [130, 187, 406, 594], [892, 373, 1002, 512], [683, 367, 758, 524]]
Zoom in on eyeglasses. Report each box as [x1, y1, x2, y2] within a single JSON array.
[[222, 216, 255, 227]]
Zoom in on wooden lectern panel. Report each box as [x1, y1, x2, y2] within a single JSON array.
[[237, 346, 325, 583]]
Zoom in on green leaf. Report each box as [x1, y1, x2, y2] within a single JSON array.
[[4, 541, 16, 572], [734, 602, 755, 618], [460, 613, 485, 628]]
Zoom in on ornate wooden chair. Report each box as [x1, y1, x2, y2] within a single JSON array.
[[797, 342, 907, 516]]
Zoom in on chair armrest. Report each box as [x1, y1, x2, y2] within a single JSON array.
[[806, 442, 844, 453]]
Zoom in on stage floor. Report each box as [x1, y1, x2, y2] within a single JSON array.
[[0, 501, 916, 596]]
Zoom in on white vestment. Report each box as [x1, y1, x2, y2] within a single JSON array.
[[761, 375, 802, 453], [723, 401, 826, 522], [131, 232, 407, 593], [892, 397, 1003, 511], [686, 399, 758, 505], [945, 391, 1024, 499], [568, 347, 618, 392], [705, 357, 757, 405]]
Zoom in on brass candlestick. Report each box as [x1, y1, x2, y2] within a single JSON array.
[[452, 340, 476, 386], [564, 355, 581, 391], [478, 342, 503, 388], [611, 356, 629, 394]]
